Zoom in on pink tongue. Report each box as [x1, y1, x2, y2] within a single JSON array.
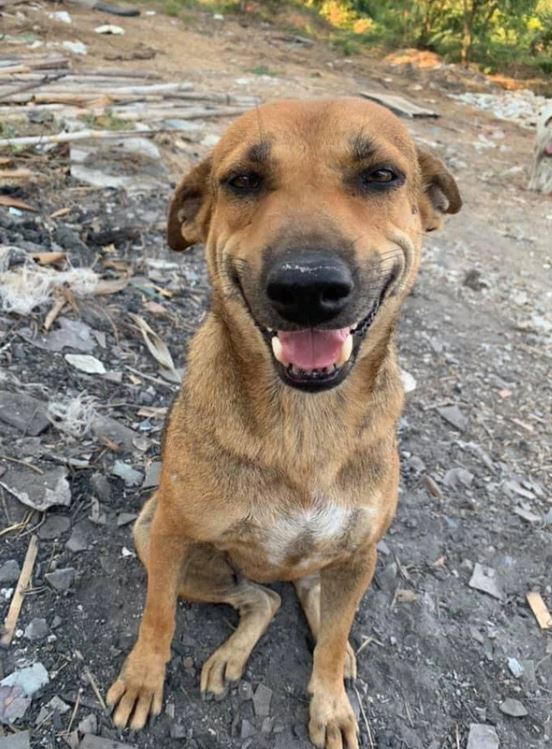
[[278, 328, 349, 370], [545, 143, 552, 155]]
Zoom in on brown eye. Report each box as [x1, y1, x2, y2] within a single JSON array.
[[358, 166, 403, 193], [365, 168, 395, 183], [227, 173, 262, 191]]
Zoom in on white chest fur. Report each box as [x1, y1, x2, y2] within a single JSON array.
[[264, 500, 353, 565]]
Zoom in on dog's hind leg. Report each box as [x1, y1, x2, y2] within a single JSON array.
[[294, 575, 357, 680], [178, 546, 280, 697]]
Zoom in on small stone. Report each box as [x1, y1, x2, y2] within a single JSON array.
[[0, 560, 20, 584], [1, 663, 49, 697], [0, 685, 30, 724], [65, 354, 106, 375], [170, 723, 187, 739], [65, 525, 89, 553], [117, 513, 137, 527], [466, 724, 499, 749], [0, 392, 49, 436], [142, 461, 161, 489], [78, 713, 97, 734], [261, 717, 274, 733], [0, 730, 30, 748], [79, 736, 137, 749], [438, 404, 468, 432], [238, 681, 254, 701], [499, 698, 528, 717], [47, 695, 70, 714], [507, 657, 524, 678], [91, 415, 137, 453], [443, 467, 474, 489], [112, 460, 143, 487], [37, 515, 71, 540], [469, 563, 503, 600], [45, 567, 75, 592], [90, 472, 111, 501], [0, 465, 71, 512], [24, 618, 48, 641], [253, 683, 272, 717], [399, 368, 416, 393], [241, 719, 257, 739]]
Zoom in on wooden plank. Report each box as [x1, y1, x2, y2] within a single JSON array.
[[1, 535, 39, 648], [359, 91, 439, 119], [527, 591, 552, 629]]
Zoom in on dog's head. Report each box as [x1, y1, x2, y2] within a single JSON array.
[[168, 98, 461, 392]]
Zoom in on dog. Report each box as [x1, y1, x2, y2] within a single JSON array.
[[528, 102, 552, 194], [106, 97, 461, 749]]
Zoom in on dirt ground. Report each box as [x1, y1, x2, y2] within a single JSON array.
[[1, 4, 551, 749]]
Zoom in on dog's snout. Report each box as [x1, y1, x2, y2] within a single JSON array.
[[266, 251, 354, 326]]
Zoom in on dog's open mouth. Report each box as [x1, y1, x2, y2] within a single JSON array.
[[261, 302, 380, 392]]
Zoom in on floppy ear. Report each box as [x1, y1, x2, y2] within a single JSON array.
[[167, 157, 212, 251], [416, 147, 462, 232]]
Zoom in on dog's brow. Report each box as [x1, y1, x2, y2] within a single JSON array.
[[350, 134, 377, 162], [246, 140, 272, 164]]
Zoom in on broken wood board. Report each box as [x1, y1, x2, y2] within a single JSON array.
[[1, 535, 39, 648], [527, 591, 552, 629], [359, 91, 439, 119]]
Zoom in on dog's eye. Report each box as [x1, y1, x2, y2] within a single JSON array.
[[358, 167, 403, 192], [226, 173, 262, 192]]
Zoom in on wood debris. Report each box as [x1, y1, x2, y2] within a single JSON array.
[[359, 91, 439, 118], [0, 55, 260, 150], [1, 535, 39, 648], [526, 591, 552, 630]]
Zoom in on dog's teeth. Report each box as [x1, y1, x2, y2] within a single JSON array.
[[271, 336, 288, 365], [336, 333, 353, 367]]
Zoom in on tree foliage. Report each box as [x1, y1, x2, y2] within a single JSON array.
[[305, 0, 552, 74]]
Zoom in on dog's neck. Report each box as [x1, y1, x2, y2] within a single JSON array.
[[183, 309, 403, 489]]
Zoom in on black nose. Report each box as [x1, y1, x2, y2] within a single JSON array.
[[266, 251, 354, 326]]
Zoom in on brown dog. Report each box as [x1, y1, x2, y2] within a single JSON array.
[[106, 97, 461, 748]]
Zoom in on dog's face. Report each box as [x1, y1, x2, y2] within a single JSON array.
[[168, 98, 461, 392]]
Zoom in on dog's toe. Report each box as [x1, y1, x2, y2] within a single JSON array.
[[200, 644, 247, 697]]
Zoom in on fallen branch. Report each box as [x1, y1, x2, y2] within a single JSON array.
[[0, 117, 243, 148], [1, 534, 39, 648], [0, 72, 67, 102]]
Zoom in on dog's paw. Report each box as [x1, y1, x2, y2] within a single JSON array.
[[309, 688, 359, 749], [200, 643, 248, 698], [106, 648, 165, 730], [344, 642, 357, 681]]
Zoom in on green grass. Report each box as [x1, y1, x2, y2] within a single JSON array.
[[247, 65, 281, 76], [79, 111, 130, 131]]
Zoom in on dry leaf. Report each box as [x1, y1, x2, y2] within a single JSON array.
[[129, 313, 179, 382], [0, 195, 38, 212], [94, 277, 129, 295]]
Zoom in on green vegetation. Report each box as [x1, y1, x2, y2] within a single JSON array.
[[79, 111, 130, 131], [304, 0, 552, 76], [248, 64, 281, 76]]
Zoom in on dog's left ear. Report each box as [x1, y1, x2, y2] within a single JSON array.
[[167, 157, 212, 251], [416, 147, 462, 232]]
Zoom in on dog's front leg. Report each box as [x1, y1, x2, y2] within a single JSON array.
[[107, 502, 189, 730], [308, 545, 377, 749]]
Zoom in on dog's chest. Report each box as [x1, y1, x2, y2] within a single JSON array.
[[226, 497, 372, 578], [266, 502, 352, 558]]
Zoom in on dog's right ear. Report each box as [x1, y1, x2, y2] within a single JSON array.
[[167, 157, 212, 251]]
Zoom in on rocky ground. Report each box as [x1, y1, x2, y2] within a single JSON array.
[[0, 3, 551, 749]]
